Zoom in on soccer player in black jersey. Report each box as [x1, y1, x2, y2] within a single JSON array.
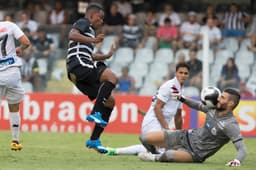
[[66, 4, 117, 153]]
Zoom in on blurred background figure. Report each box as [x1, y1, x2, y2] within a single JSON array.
[[102, 2, 124, 35], [217, 58, 240, 90], [158, 3, 181, 26], [20, 47, 41, 92], [116, 66, 136, 94], [119, 14, 143, 49]]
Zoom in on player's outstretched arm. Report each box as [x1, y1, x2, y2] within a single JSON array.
[[226, 140, 247, 167], [171, 91, 208, 113]]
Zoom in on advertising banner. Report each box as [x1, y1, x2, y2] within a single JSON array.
[[0, 94, 255, 136]]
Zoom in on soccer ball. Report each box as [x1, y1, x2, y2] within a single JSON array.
[[200, 86, 221, 108]]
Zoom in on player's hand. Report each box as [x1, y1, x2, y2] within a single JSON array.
[[105, 43, 116, 59], [16, 47, 23, 56], [94, 34, 104, 43], [225, 159, 241, 167]]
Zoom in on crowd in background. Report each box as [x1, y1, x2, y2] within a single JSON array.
[[0, 0, 255, 97]]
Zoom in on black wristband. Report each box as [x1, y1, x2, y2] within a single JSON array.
[[179, 96, 185, 102]]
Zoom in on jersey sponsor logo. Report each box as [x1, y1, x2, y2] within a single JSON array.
[[211, 127, 217, 136], [0, 57, 15, 68]]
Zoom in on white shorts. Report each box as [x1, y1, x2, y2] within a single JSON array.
[[0, 67, 25, 104]]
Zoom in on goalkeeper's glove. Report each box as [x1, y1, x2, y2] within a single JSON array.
[[225, 159, 241, 167], [170, 86, 185, 102]]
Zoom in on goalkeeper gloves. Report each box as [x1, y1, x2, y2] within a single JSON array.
[[225, 159, 241, 167]]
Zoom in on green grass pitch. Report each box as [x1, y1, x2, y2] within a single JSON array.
[[0, 131, 255, 170]]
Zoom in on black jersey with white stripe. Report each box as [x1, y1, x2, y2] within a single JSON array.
[[67, 18, 95, 64]]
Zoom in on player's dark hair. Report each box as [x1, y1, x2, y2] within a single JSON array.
[[85, 3, 103, 15], [224, 88, 241, 109], [176, 63, 190, 72]]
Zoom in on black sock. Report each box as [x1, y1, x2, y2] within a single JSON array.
[[90, 107, 113, 140], [91, 81, 115, 114]]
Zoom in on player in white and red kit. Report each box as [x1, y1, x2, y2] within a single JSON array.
[[0, 21, 30, 150]]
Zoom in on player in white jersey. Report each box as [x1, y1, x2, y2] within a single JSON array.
[[0, 21, 30, 150], [105, 63, 190, 155]]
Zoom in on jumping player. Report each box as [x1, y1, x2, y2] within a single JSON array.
[[138, 88, 247, 167], [106, 63, 190, 155], [66, 4, 117, 153], [0, 21, 30, 150]]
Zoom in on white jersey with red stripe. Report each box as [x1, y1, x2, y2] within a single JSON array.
[[0, 21, 24, 71]]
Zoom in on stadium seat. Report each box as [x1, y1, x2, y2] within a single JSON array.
[[100, 35, 117, 54], [215, 49, 234, 66], [112, 47, 134, 66], [139, 83, 157, 96], [22, 82, 33, 93], [237, 64, 251, 81], [144, 36, 157, 49], [182, 86, 200, 97], [129, 62, 148, 78], [196, 49, 214, 64], [235, 50, 254, 66], [246, 77, 256, 96], [222, 37, 239, 53], [240, 38, 250, 51], [149, 62, 169, 78], [210, 62, 223, 85], [134, 48, 154, 64], [154, 48, 174, 64]]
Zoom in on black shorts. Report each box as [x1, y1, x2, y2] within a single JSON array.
[[66, 56, 107, 100]]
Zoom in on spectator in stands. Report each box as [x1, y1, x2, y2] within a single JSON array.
[[221, 3, 250, 38], [47, 0, 69, 48], [21, 47, 41, 92], [4, 13, 15, 22], [179, 11, 200, 50], [102, 2, 124, 35], [158, 3, 181, 26], [201, 3, 218, 25], [119, 14, 143, 49], [140, 11, 158, 51], [239, 81, 253, 97], [246, 14, 256, 36], [198, 17, 222, 50], [116, 0, 133, 18], [32, 26, 56, 90], [47, 0, 68, 25], [156, 18, 178, 50], [217, 58, 240, 90], [116, 66, 136, 94], [247, 33, 256, 53], [185, 49, 202, 90], [16, 11, 39, 37]]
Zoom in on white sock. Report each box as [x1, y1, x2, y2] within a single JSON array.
[[116, 144, 147, 155], [9, 112, 20, 142]]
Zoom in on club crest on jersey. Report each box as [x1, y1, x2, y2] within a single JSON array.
[[211, 127, 217, 136]]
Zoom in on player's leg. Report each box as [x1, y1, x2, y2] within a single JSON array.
[[88, 67, 117, 122], [86, 96, 115, 153], [140, 131, 166, 148], [106, 144, 147, 156], [5, 69, 24, 151], [138, 149, 193, 162]]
